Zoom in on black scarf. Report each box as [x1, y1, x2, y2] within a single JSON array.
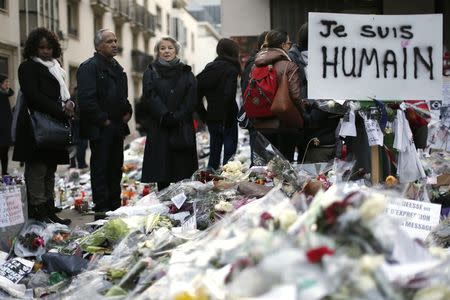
[[153, 59, 185, 79]]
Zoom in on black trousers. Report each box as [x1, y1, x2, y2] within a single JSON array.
[[0, 145, 9, 175], [90, 124, 124, 212], [24, 161, 57, 206]]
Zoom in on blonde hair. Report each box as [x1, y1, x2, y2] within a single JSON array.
[[154, 37, 181, 58]]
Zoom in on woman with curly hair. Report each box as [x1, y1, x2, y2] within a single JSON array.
[[13, 27, 74, 224]]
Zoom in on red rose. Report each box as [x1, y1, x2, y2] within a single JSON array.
[[306, 246, 335, 263]]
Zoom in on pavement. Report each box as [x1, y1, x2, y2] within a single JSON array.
[[6, 147, 95, 229]]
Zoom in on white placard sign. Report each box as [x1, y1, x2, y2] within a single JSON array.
[[309, 13, 443, 100], [0, 189, 24, 228], [384, 198, 441, 240]]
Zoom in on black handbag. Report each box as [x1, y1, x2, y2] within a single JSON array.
[[169, 121, 196, 150], [29, 109, 74, 148]]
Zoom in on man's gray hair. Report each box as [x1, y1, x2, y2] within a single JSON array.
[[94, 29, 110, 48]]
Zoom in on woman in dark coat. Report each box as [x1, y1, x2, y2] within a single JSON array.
[[14, 28, 75, 224], [0, 74, 14, 175], [141, 37, 198, 191], [197, 38, 241, 171]]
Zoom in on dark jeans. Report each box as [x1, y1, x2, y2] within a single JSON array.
[[76, 139, 88, 168], [207, 121, 238, 170], [0, 145, 9, 175], [90, 123, 124, 212], [24, 161, 57, 206], [70, 139, 89, 168]]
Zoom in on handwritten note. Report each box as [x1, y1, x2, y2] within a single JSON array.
[[364, 118, 384, 146], [0, 189, 24, 228]]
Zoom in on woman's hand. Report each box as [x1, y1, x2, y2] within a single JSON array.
[[63, 100, 75, 118]]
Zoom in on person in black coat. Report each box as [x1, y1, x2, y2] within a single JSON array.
[[0, 74, 14, 175], [141, 37, 198, 191], [197, 38, 241, 170], [14, 28, 75, 224], [77, 29, 132, 219]]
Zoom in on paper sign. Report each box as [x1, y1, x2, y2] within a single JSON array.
[[0, 258, 34, 284], [309, 13, 443, 100], [364, 118, 384, 146], [181, 215, 197, 232], [0, 189, 24, 228], [339, 110, 357, 137], [171, 192, 187, 209], [182, 201, 197, 232], [385, 198, 441, 240], [443, 77, 450, 106]]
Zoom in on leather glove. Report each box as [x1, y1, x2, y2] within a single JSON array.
[[160, 112, 178, 128]]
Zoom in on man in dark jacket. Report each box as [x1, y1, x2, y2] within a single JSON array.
[[77, 29, 132, 219], [197, 38, 241, 170]]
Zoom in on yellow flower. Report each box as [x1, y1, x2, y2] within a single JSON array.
[[385, 175, 398, 187]]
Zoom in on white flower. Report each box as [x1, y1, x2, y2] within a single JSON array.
[[214, 200, 234, 213], [223, 161, 242, 173], [359, 255, 384, 273], [413, 285, 450, 300], [357, 274, 376, 292], [278, 209, 298, 231], [327, 100, 335, 108], [428, 247, 449, 260], [359, 195, 386, 220]]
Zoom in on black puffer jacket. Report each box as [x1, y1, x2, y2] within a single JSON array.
[[197, 57, 240, 125]]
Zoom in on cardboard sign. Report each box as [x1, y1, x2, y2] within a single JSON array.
[[0, 258, 34, 284], [0, 189, 24, 228], [385, 198, 441, 240], [309, 13, 443, 100]]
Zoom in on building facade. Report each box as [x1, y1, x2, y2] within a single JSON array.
[[0, 0, 220, 137]]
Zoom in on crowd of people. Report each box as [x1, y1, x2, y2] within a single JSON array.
[[0, 25, 343, 225]]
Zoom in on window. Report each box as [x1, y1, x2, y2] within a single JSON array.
[[0, 0, 8, 13], [39, 0, 59, 33], [132, 33, 138, 50], [94, 13, 103, 34], [20, 0, 39, 45], [67, 1, 79, 37], [156, 5, 162, 30], [144, 37, 149, 54], [114, 22, 123, 55], [166, 13, 170, 35], [191, 32, 194, 52], [0, 56, 8, 77]]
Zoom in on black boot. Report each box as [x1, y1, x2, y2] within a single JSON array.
[[47, 199, 62, 213], [44, 204, 71, 225], [28, 204, 47, 222]]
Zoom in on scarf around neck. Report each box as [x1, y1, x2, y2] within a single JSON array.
[[157, 57, 181, 67], [32, 57, 71, 101]]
